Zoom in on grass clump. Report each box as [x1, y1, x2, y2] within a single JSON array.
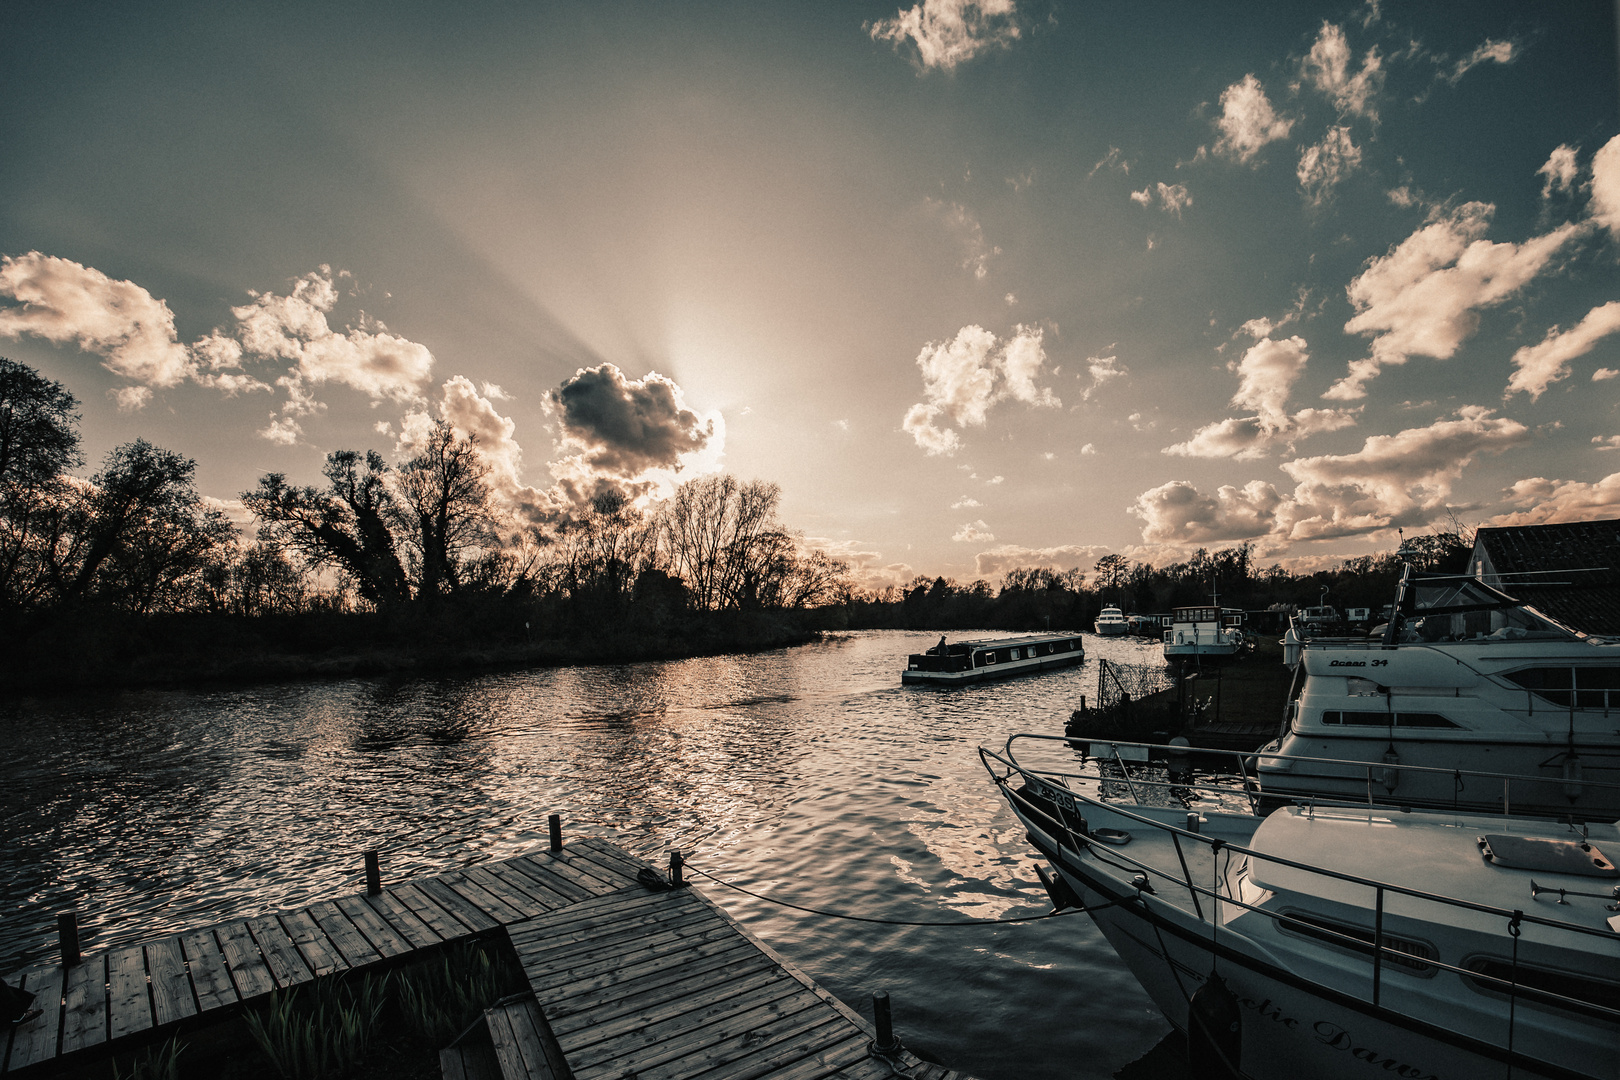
[[395, 939, 524, 1044], [113, 1036, 186, 1080], [245, 971, 390, 1080]]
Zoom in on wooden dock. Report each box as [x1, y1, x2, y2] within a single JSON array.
[[2, 837, 978, 1080]]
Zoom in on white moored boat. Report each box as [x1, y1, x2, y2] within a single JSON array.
[[1095, 606, 1129, 636], [1163, 604, 1251, 664], [902, 632, 1084, 685], [1259, 564, 1620, 818], [981, 735, 1620, 1080]]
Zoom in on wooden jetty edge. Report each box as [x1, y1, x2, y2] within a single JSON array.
[[2, 835, 981, 1080]]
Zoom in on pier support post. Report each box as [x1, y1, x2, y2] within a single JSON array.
[[364, 850, 381, 896], [871, 991, 900, 1053], [57, 911, 80, 968], [549, 814, 563, 853], [668, 851, 685, 888]]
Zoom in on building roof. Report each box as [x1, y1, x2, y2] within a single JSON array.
[[1471, 518, 1620, 636]]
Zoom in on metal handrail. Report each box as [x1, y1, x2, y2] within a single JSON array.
[[982, 745, 1620, 1027], [981, 743, 1619, 942], [1039, 733, 1620, 806]]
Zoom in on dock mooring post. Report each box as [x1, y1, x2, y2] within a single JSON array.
[[668, 850, 685, 888], [364, 850, 381, 896], [549, 813, 563, 853], [871, 991, 900, 1053], [57, 911, 80, 968]]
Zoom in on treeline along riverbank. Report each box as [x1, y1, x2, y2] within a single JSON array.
[[1, 355, 1472, 693]]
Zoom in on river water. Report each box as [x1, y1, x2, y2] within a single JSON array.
[[0, 630, 1181, 1079]]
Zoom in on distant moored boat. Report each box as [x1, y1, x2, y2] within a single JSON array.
[[903, 632, 1085, 685], [1094, 606, 1128, 636]]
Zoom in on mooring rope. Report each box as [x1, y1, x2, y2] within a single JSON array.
[[683, 863, 1118, 926]]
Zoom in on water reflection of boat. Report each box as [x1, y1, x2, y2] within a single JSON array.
[[1095, 605, 1129, 636], [1258, 563, 1620, 818], [982, 734, 1620, 1080], [902, 632, 1084, 685]]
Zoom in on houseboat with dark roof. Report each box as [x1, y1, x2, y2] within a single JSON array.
[[903, 632, 1085, 685]]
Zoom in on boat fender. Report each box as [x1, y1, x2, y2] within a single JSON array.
[[1187, 973, 1242, 1079], [1035, 863, 1082, 912]]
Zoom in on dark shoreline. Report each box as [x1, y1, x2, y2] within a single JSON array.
[[0, 606, 833, 696]]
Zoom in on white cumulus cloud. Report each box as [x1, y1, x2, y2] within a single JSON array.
[[953, 519, 995, 543], [1505, 302, 1620, 401], [901, 324, 1059, 455], [1301, 23, 1384, 119], [1328, 203, 1581, 400], [1297, 127, 1362, 206], [1590, 134, 1620, 242], [1487, 472, 1620, 526], [1446, 39, 1517, 84], [1537, 144, 1578, 200], [868, 0, 1020, 72], [1213, 74, 1293, 164], [1130, 182, 1193, 217], [1165, 335, 1358, 460]]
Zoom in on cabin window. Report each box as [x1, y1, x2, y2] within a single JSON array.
[[1464, 958, 1620, 1018], [1011, 648, 1022, 660], [1277, 912, 1433, 972], [1319, 711, 1459, 728], [982, 652, 996, 665], [1503, 667, 1620, 709]]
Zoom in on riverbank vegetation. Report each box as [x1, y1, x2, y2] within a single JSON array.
[[0, 357, 1470, 691]]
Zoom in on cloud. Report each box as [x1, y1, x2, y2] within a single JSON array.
[[1138, 407, 1531, 548], [1446, 39, 1516, 84], [1595, 368, 1619, 382], [951, 496, 981, 509], [1327, 203, 1582, 399], [1590, 134, 1620, 241], [1278, 406, 1529, 540], [1537, 145, 1578, 200], [806, 538, 913, 594], [0, 251, 273, 402], [1301, 23, 1384, 119], [1079, 442, 1096, 456], [259, 415, 302, 445], [1088, 147, 1130, 178], [1082, 354, 1127, 400], [1297, 127, 1362, 205], [1130, 479, 1285, 545], [901, 324, 1059, 455], [1164, 335, 1358, 459], [1486, 472, 1620, 526], [868, 0, 1020, 72], [1213, 74, 1293, 164], [1505, 302, 1620, 400], [924, 198, 1000, 279], [233, 267, 434, 413], [972, 543, 1115, 578], [1130, 182, 1193, 217], [1594, 436, 1620, 450], [546, 364, 720, 484], [953, 519, 995, 542]]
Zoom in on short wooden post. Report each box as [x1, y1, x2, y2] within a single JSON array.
[[364, 850, 381, 896], [548, 814, 563, 853], [668, 850, 685, 888], [58, 911, 80, 968], [871, 991, 900, 1052]]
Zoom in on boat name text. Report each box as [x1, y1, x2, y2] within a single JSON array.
[[1312, 1020, 1440, 1080]]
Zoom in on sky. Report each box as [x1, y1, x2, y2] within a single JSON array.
[[2, 0, 1618, 591]]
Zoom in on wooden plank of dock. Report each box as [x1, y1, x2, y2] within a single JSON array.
[[0, 841, 643, 1075], [506, 878, 982, 1080], [1, 839, 987, 1080]]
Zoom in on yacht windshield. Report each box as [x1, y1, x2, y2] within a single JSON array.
[[1394, 573, 1577, 643]]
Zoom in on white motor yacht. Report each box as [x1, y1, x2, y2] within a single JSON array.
[[982, 735, 1620, 1080], [1259, 566, 1620, 818], [1095, 605, 1129, 636]]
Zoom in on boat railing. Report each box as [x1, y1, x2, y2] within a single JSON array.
[[979, 739, 1620, 1031], [1036, 733, 1620, 820]]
